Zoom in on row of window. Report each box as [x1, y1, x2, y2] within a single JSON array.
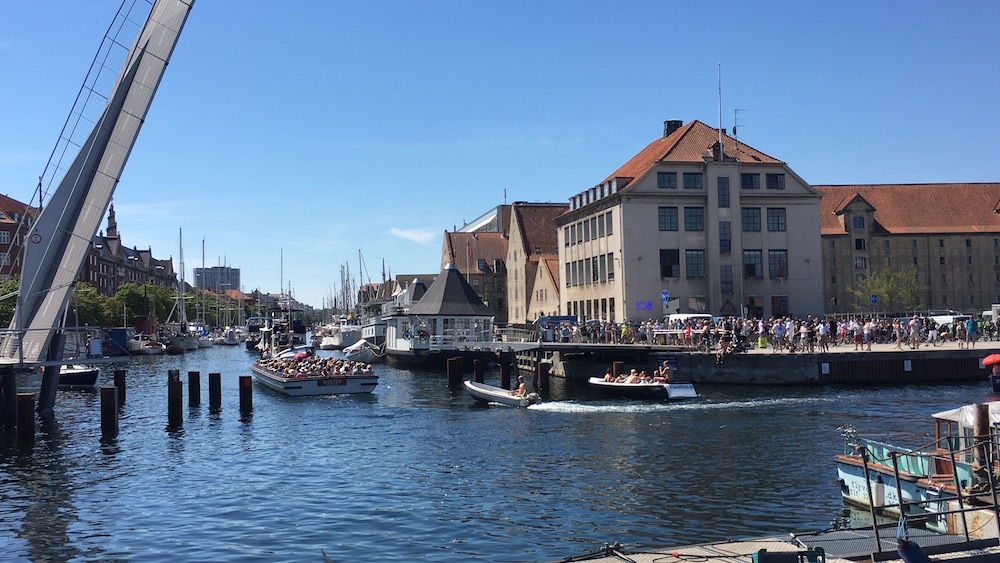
[[568, 298, 616, 324], [565, 253, 616, 287], [849, 254, 987, 269], [833, 237, 999, 249], [659, 249, 788, 279], [657, 207, 786, 233], [565, 210, 613, 247], [657, 172, 785, 191]]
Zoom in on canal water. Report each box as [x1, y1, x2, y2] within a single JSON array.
[[1, 345, 994, 561]]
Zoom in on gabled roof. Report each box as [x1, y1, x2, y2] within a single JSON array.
[[408, 263, 491, 316], [607, 120, 784, 189], [512, 202, 568, 261], [443, 231, 508, 275], [815, 183, 1000, 235]]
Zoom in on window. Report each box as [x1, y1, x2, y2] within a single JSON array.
[[968, 256, 973, 265], [831, 275, 837, 284], [720, 265, 733, 294], [564, 227, 570, 247], [768, 250, 788, 278], [658, 207, 678, 231], [591, 258, 599, 283], [590, 217, 597, 240], [685, 250, 706, 278], [583, 220, 590, 241], [719, 221, 731, 253], [743, 250, 762, 278], [939, 239, 944, 248], [585, 258, 592, 284], [0, 252, 10, 266], [853, 216, 865, 229], [829, 240, 836, 250], [765, 173, 785, 189], [657, 172, 677, 189], [939, 256, 945, 265], [660, 249, 680, 278], [911, 239, 917, 248], [599, 254, 607, 281], [569, 224, 576, 245], [741, 208, 761, 232], [684, 207, 704, 231], [855, 256, 867, 269], [606, 211, 613, 236], [565, 263, 571, 287], [0, 231, 9, 245], [741, 173, 760, 190], [883, 240, 890, 249], [598, 215, 605, 237], [607, 252, 615, 280], [717, 177, 730, 208], [855, 238, 866, 250], [576, 223, 583, 243], [966, 238, 972, 247], [683, 173, 703, 189], [766, 208, 786, 232]]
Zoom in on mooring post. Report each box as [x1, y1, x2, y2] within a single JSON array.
[[473, 359, 484, 384], [499, 350, 513, 390], [208, 372, 222, 412], [167, 371, 183, 427], [188, 371, 201, 407], [612, 361, 625, 378], [16, 393, 35, 447], [446, 357, 462, 387], [114, 369, 126, 406], [1, 370, 16, 432], [239, 375, 252, 416], [100, 385, 118, 440], [536, 354, 549, 393]]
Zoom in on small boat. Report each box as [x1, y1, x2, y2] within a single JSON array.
[[58, 364, 100, 390], [250, 357, 378, 396], [587, 377, 698, 400], [464, 380, 539, 407], [342, 338, 381, 363]]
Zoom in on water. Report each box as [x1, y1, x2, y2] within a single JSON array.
[[1, 345, 994, 561]]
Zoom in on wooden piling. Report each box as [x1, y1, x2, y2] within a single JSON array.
[[100, 386, 118, 440], [473, 359, 484, 384], [188, 371, 201, 407], [168, 369, 180, 382], [114, 369, 126, 406], [239, 375, 252, 416], [208, 372, 222, 411], [1, 371, 16, 432], [500, 350, 513, 390], [536, 355, 549, 392], [167, 377, 183, 427], [16, 393, 34, 447], [446, 357, 462, 387]]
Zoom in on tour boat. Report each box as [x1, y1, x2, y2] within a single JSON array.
[[250, 359, 378, 396], [464, 380, 539, 407]]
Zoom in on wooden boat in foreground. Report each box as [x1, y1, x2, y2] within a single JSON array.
[[587, 377, 698, 400], [464, 380, 539, 407]]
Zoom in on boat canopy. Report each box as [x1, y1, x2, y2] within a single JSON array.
[[932, 402, 1000, 429]]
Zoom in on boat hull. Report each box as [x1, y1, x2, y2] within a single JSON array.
[[587, 377, 697, 400], [250, 363, 378, 396], [58, 365, 100, 390], [464, 380, 538, 407]]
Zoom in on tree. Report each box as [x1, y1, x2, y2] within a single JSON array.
[[848, 267, 924, 313], [0, 277, 20, 327]]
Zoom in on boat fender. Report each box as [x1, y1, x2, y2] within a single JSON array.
[[896, 539, 931, 563]]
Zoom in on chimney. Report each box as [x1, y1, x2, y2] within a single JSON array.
[[663, 120, 683, 138]]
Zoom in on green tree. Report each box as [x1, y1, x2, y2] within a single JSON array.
[[0, 277, 20, 327], [848, 267, 924, 313]]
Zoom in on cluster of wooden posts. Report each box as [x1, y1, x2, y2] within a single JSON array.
[[7, 369, 255, 448], [443, 350, 547, 390]]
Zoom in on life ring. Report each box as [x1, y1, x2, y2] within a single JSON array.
[[417, 329, 430, 339], [403, 330, 412, 339]]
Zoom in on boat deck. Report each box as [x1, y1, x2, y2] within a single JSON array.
[[557, 527, 1000, 562]]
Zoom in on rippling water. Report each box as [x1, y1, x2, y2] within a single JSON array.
[[1, 345, 994, 561]]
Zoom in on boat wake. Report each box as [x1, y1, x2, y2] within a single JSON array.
[[529, 395, 831, 414]]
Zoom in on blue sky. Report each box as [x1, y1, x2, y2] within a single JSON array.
[[1, 1, 998, 308]]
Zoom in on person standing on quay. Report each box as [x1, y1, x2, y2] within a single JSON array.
[[967, 317, 979, 349]]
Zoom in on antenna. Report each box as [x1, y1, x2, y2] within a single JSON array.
[[717, 63, 723, 161], [734, 108, 747, 144]]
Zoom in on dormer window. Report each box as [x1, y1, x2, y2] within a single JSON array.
[[852, 216, 865, 230]]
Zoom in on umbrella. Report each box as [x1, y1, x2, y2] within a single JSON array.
[[982, 354, 1000, 366]]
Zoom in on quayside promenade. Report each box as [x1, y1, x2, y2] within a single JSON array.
[[517, 337, 1000, 385]]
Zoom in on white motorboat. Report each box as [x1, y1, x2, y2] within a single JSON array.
[[342, 338, 381, 363], [58, 364, 100, 390], [464, 380, 539, 407], [587, 377, 698, 400]]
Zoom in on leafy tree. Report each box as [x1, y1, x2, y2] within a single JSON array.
[[0, 277, 20, 327], [848, 267, 924, 313]]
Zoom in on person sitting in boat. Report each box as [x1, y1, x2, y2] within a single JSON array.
[[656, 362, 675, 383], [638, 370, 652, 382], [511, 375, 529, 397], [603, 368, 615, 382], [623, 369, 642, 384]]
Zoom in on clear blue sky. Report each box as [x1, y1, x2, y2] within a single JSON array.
[[1, 1, 998, 308]]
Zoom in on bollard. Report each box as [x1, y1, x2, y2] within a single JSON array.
[[208, 372, 222, 412], [446, 357, 462, 387], [612, 361, 625, 378], [16, 393, 35, 447], [499, 350, 513, 390], [114, 369, 126, 406], [536, 355, 549, 393], [167, 378, 183, 427], [473, 359, 484, 384], [100, 386, 118, 440], [168, 369, 180, 383], [239, 375, 252, 416], [188, 371, 201, 407]]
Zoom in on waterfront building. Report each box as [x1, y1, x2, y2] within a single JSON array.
[[556, 120, 824, 322], [79, 203, 176, 296], [442, 231, 508, 324], [0, 193, 41, 281], [505, 202, 568, 324], [194, 265, 241, 293], [817, 183, 1000, 314]]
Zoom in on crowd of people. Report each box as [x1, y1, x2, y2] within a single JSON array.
[[256, 353, 373, 378], [534, 314, 998, 355]]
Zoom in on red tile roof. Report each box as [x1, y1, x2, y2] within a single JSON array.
[[443, 231, 508, 275], [606, 120, 783, 188], [815, 183, 1000, 235], [512, 203, 569, 260]]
